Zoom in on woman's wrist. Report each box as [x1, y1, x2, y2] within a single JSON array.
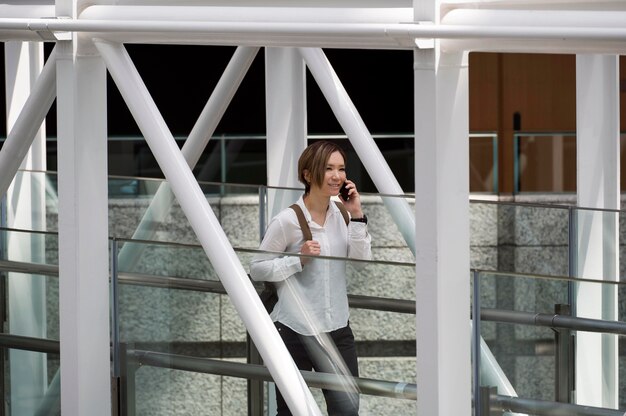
[[350, 214, 367, 224], [350, 211, 364, 219]]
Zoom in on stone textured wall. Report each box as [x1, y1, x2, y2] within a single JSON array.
[[39, 193, 625, 414]]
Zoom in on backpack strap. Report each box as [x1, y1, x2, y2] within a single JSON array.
[[334, 201, 350, 226], [289, 204, 312, 241], [290, 202, 349, 241]]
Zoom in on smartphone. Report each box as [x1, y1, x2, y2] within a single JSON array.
[[339, 182, 350, 201]]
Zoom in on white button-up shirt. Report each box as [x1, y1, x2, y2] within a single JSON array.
[[250, 196, 372, 336]]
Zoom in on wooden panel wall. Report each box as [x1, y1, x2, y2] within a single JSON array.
[[469, 53, 626, 193]]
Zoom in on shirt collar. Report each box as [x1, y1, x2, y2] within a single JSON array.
[[296, 194, 341, 222]]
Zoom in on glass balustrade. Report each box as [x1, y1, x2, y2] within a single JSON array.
[[470, 200, 572, 277], [514, 132, 577, 193], [472, 269, 625, 415], [0, 227, 59, 415], [12, 132, 626, 195], [110, 236, 418, 415], [3, 170, 626, 415], [470, 133, 498, 194], [1, 133, 500, 195], [514, 132, 626, 194]]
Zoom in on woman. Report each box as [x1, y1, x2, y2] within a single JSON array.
[[250, 140, 371, 415]]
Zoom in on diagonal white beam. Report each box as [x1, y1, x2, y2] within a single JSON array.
[[299, 47, 416, 253], [117, 46, 259, 271], [93, 39, 321, 416], [5, 39, 47, 416], [0, 47, 56, 199]]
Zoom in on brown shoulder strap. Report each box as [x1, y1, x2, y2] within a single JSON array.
[[289, 204, 312, 241], [334, 201, 350, 226]]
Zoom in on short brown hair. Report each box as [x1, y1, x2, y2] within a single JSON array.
[[298, 141, 346, 194]]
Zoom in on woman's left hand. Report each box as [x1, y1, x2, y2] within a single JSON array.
[[340, 180, 364, 218]]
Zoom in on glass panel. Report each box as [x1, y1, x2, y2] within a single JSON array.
[[474, 271, 626, 413], [515, 133, 576, 193], [114, 238, 416, 414], [0, 228, 59, 338], [108, 178, 263, 245], [1, 271, 60, 340], [470, 200, 571, 276], [128, 365, 248, 416], [475, 271, 569, 405], [4, 170, 59, 233], [470, 133, 498, 193], [621, 133, 626, 193], [115, 239, 246, 413], [110, 133, 494, 195], [574, 208, 620, 282], [0, 229, 60, 416], [0, 228, 57, 267], [0, 347, 60, 416]]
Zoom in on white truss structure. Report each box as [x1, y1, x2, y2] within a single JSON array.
[[0, 1, 622, 415]]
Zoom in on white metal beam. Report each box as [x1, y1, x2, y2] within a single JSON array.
[[0, 4, 55, 18], [414, 1, 471, 413], [265, 47, 307, 218], [0, 47, 56, 198], [80, 5, 413, 24], [4, 40, 47, 416], [94, 39, 322, 416], [56, 40, 110, 416], [299, 47, 416, 253], [414, 46, 471, 415], [575, 54, 619, 409], [440, 8, 626, 54], [2, 16, 626, 53], [117, 46, 259, 271]]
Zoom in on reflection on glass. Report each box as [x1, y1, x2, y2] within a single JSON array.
[[0, 348, 60, 416], [474, 270, 626, 412], [8, 133, 503, 196], [111, 237, 417, 415], [470, 200, 571, 277], [514, 133, 576, 193], [470, 133, 498, 193]]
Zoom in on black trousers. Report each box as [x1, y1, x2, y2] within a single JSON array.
[[274, 322, 360, 416]]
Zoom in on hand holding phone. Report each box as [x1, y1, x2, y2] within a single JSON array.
[[340, 182, 350, 201]]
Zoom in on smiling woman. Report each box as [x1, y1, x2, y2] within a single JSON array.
[[250, 140, 372, 416]]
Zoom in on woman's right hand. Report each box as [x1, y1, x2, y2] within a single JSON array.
[[300, 240, 321, 265]]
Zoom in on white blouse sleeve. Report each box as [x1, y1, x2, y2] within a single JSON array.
[[249, 216, 303, 282], [347, 222, 372, 261]]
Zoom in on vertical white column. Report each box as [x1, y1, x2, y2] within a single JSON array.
[[55, 8, 110, 412], [414, 1, 471, 413], [265, 48, 307, 218], [5, 40, 47, 416], [575, 54, 619, 409]]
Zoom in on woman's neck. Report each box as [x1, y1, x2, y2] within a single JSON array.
[[304, 191, 330, 218]]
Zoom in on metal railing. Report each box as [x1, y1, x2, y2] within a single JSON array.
[[1, 132, 500, 194], [1, 252, 626, 415], [3, 185, 626, 415]]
